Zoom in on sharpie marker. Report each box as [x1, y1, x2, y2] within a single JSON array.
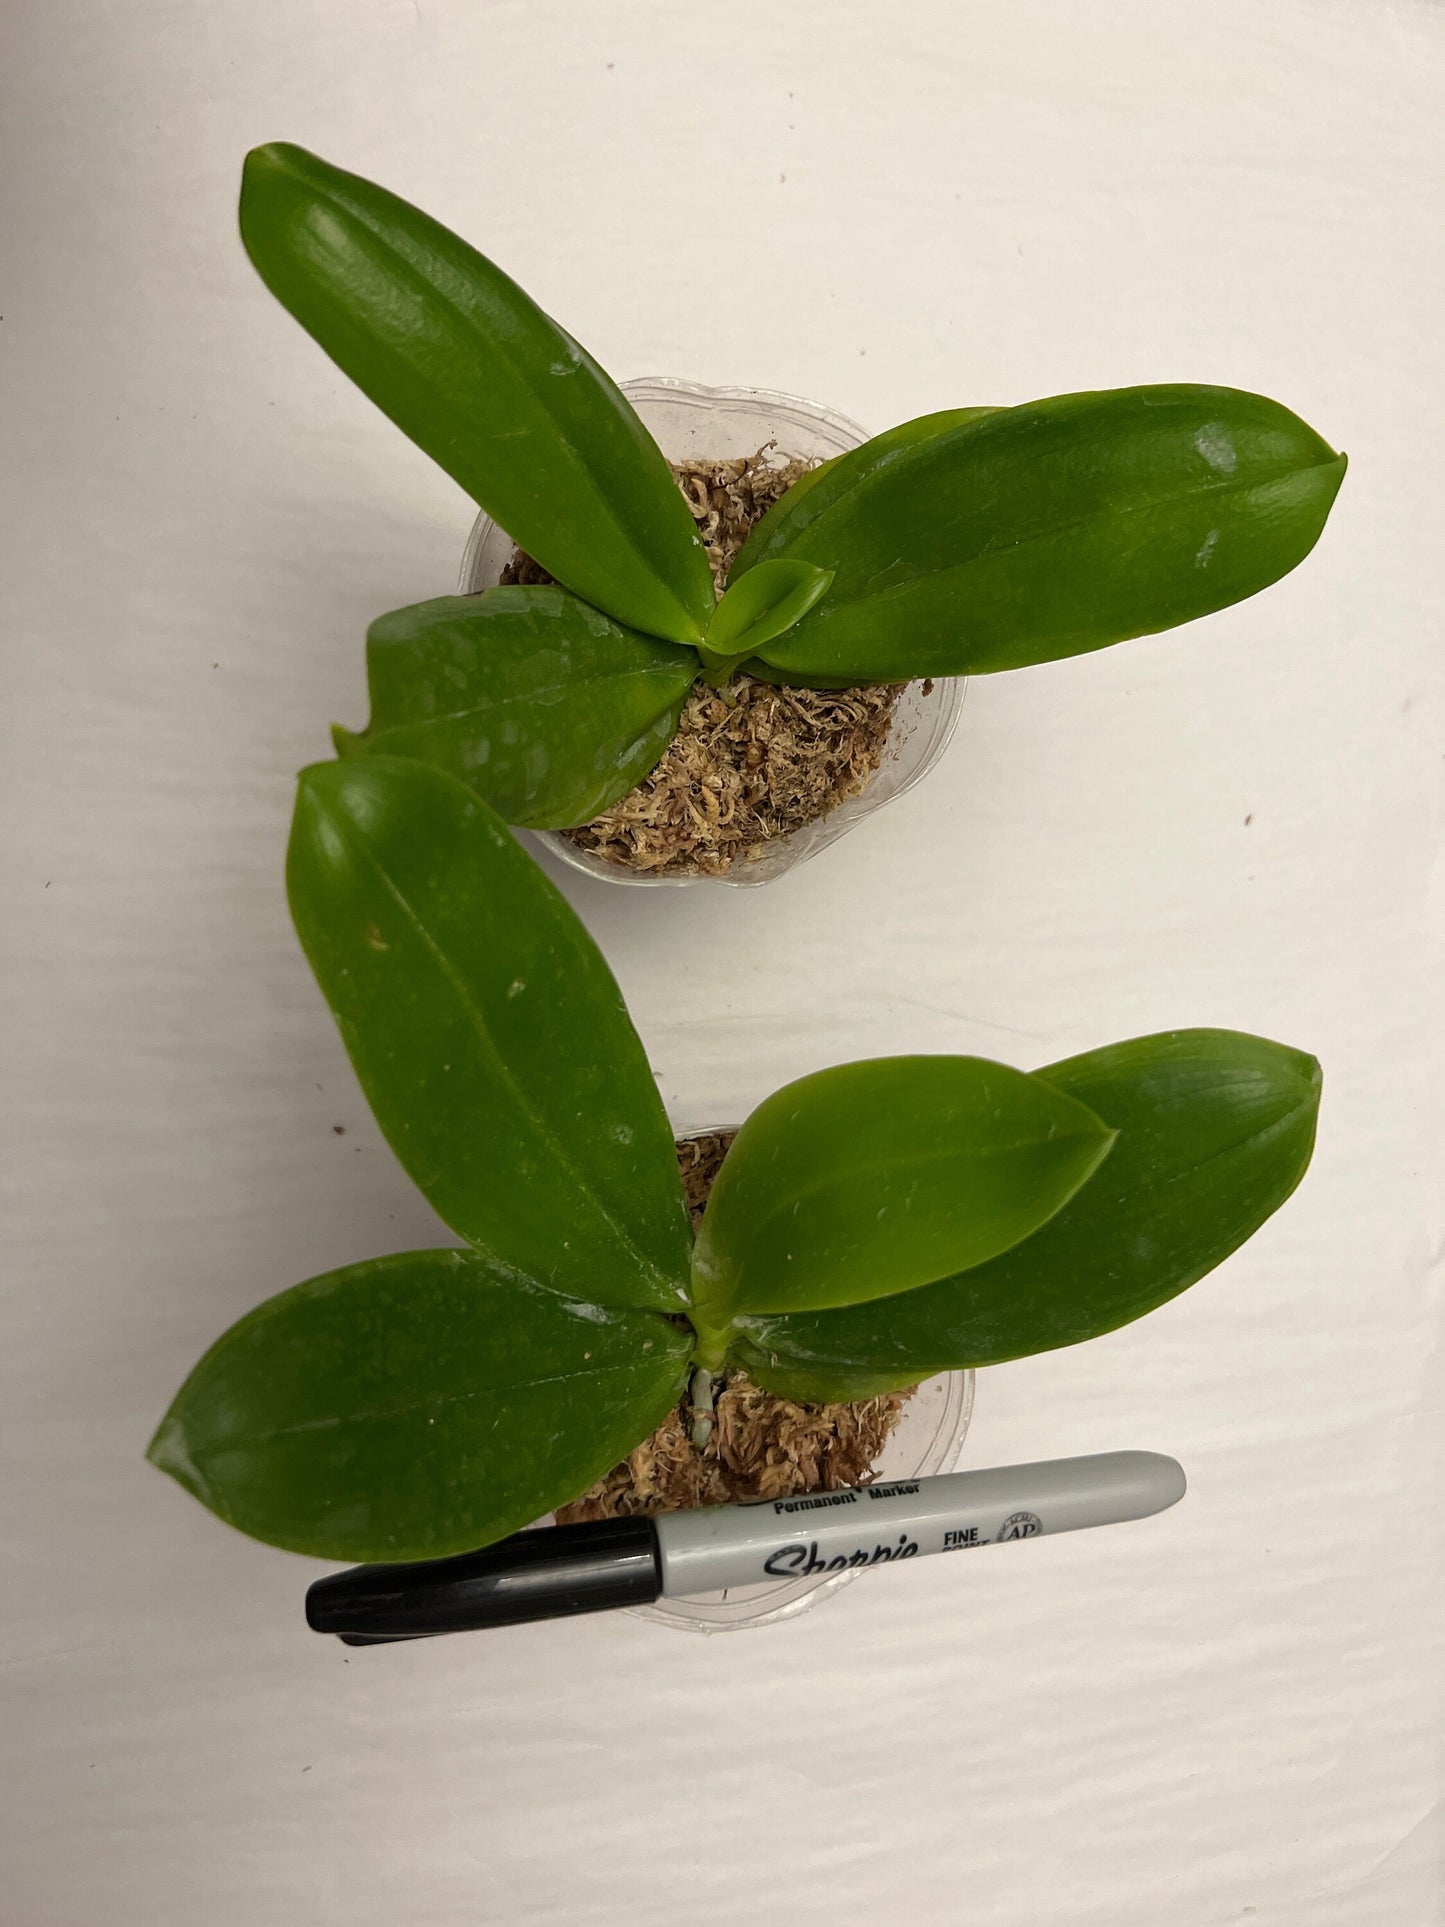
[[306, 1451, 1185, 1644]]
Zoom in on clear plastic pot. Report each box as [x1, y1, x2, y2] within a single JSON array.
[[540, 1128, 975, 1636], [457, 378, 966, 889], [632, 1364, 975, 1636]]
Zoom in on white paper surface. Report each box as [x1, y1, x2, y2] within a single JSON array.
[[3, 3, 1442, 1921]]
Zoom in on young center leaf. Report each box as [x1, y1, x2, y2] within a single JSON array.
[[147, 1249, 691, 1562], [696, 559, 834, 684], [333, 587, 697, 828], [731, 1030, 1321, 1401], [287, 757, 692, 1311], [734, 387, 1346, 683], [239, 143, 714, 644], [688, 1056, 1116, 1355]]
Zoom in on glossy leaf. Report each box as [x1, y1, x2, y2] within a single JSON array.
[[733, 387, 1346, 682], [732, 1030, 1321, 1400], [287, 757, 693, 1311], [732, 407, 1002, 578], [333, 586, 696, 829], [698, 559, 834, 679], [240, 143, 714, 643], [147, 1249, 691, 1561], [689, 1056, 1116, 1348]]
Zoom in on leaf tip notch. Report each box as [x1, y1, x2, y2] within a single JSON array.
[[241, 139, 306, 180], [144, 1402, 207, 1507], [1278, 1043, 1324, 1129], [238, 141, 316, 250]]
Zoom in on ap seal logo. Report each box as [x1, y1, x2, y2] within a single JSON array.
[[997, 1511, 1043, 1541]]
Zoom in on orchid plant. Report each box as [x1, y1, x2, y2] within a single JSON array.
[[239, 143, 1347, 831], [147, 757, 1322, 1563]]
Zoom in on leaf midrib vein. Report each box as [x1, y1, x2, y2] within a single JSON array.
[[184, 1353, 685, 1462], [725, 1126, 1105, 1247], [798, 457, 1341, 616], [352, 211, 700, 635], [369, 668, 690, 738], [343, 821, 678, 1301]]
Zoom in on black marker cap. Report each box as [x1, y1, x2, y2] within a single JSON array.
[[305, 1516, 662, 1643]]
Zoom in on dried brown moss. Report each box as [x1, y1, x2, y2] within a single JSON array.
[[675, 1129, 738, 1232], [673, 451, 814, 593], [563, 677, 903, 878], [555, 1132, 915, 1523], [502, 449, 904, 878]]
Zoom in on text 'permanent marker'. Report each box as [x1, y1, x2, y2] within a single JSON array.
[[305, 1451, 1186, 1644]]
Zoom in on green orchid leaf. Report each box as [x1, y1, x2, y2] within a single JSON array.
[[689, 1056, 1116, 1347], [732, 387, 1345, 682], [732, 408, 1001, 578], [698, 559, 834, 680], [240, 143, 714, 644], [287, 757, 693, 1312], [333, 586, 697, 829], [147, 1249, 691, 1562], [732, 1030, 1321, 1401]]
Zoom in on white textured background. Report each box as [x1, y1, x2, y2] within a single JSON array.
[[4, 3, 1442, 1922]]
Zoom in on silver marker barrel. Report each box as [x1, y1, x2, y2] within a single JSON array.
[[654, 1450, 1185, 1594], [306, 1451, 1185, 1642]]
